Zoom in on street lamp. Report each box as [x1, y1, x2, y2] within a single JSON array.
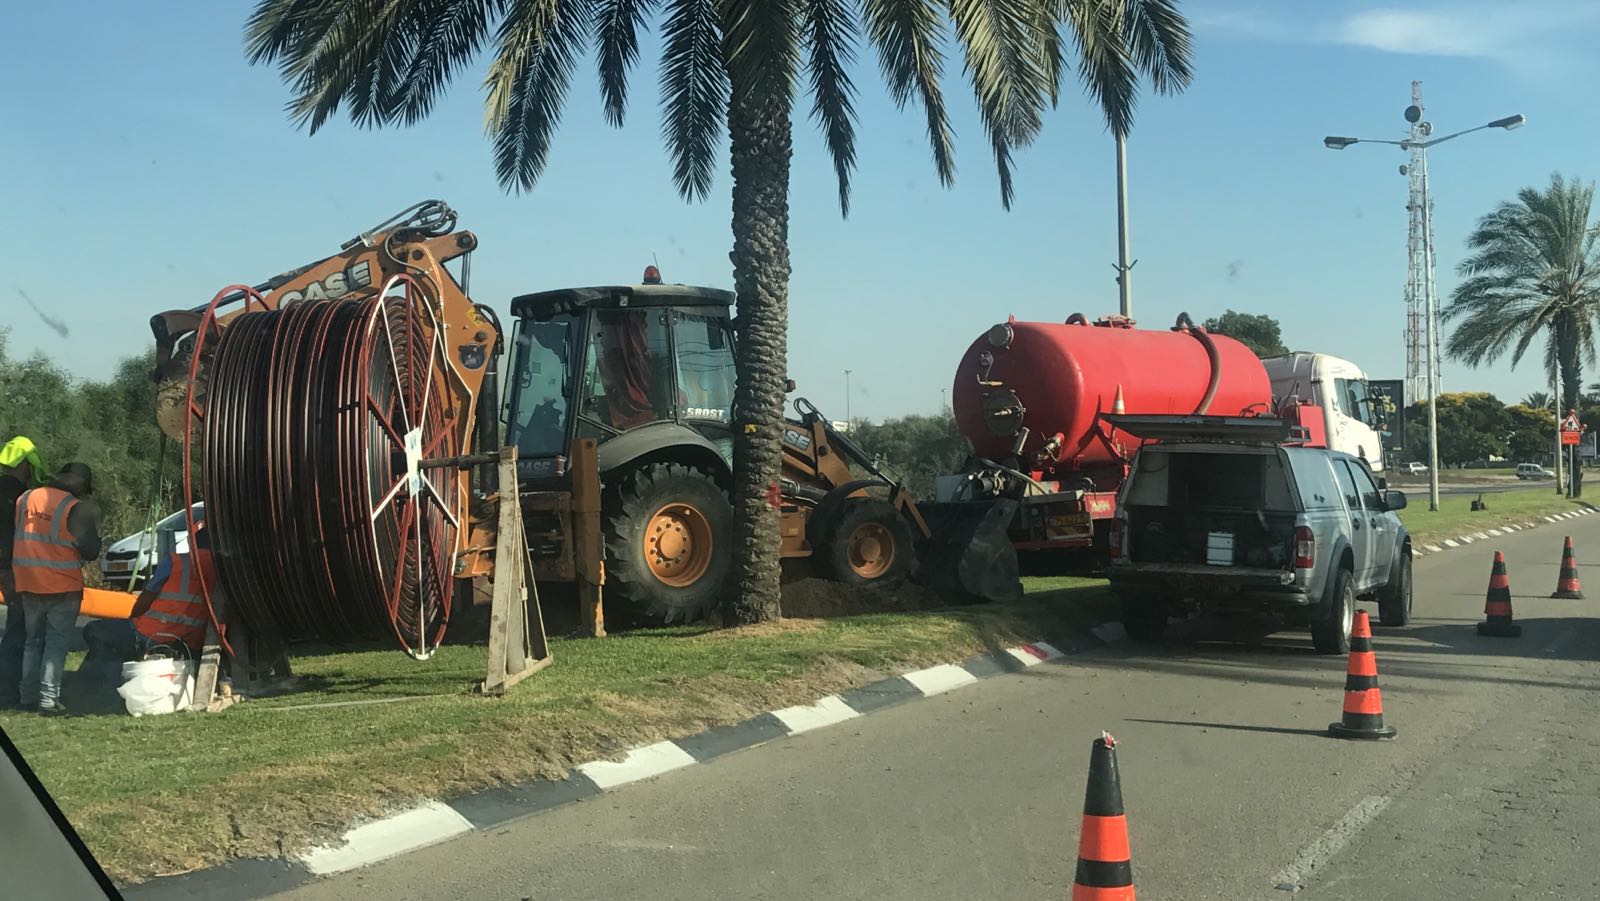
[[1322, 100, 1524, 512]]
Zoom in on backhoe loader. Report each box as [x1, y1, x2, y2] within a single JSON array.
[[150, 201, 1018, 639]]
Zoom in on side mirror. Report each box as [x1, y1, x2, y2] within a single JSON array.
[[1384, 490, 1408, 511]]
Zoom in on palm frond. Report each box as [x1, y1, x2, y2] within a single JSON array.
[[1062, 0, 1139, 139], [720, 0, 801, 109], [484, 0, 597, 192], [802, 0, 861, 215], [388, 0, 496, 124], [660, 0, 730, 200], [1120, 0, 1192, 94], [947, 0, 1050, 208], [863, 0, 955, 186], [247, 0, 415, 133], [595, 0, 657, 126]]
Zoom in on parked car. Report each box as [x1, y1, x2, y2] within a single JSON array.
[[1516, 463, 1555, 480], [1107, 422, 1411, 655], [1404, 461, 1428, 475], [98, 503, 204, 591]]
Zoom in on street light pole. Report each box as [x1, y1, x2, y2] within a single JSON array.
[[1322, 97, 1523, 512], [844, 369, 852, 428], [1115, 133, 1133, 318]]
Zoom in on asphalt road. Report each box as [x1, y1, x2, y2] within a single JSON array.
[[268, 519, 1600, 900]]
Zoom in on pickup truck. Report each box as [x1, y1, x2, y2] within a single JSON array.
[[1105, 417, 1412, 654]]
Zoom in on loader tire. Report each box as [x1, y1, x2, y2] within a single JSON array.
[[603, 463, 734, 624], [817, 498, 915, 589]]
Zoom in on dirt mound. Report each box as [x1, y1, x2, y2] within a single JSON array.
[[780, 578, 947, 618]]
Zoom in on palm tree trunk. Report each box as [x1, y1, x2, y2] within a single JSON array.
[[1557, 315, 1582, 413], [723, 70, 792, 625]]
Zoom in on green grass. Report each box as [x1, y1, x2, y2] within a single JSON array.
[[2, 578, 1113, 883], [1397, 489, 1596, 546]]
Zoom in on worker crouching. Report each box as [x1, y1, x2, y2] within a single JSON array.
[[82, 519, 219, 695]]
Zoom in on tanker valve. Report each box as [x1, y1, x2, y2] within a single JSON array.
[[1033, 432, 1064, 466], [976, 350, 1003, 387]]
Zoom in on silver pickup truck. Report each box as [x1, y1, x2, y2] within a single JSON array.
[[1106, 419, 1412, 655]]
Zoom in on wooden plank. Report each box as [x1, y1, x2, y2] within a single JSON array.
[[482, 446, 553, 693]]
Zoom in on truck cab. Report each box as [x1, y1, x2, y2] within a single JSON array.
[[1262, 353, 1387, 473]]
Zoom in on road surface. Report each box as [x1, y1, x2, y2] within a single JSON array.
[[268, 519, 1600, 900]]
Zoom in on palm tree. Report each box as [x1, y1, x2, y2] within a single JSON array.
[[1445, 174, 1600, 414], [1521, 391, 1555, 412], [244, 0, 1192, 623]]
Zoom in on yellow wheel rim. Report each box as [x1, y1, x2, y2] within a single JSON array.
[[644, 503, 714, 587]]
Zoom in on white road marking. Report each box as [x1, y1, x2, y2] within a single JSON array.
[[771, 695, 860, 734], [1029, 641, 1065, 659], [1546, 516, 1559, 522], [1443, 539, 1460, 548], [902, 663, 979, 696], [1271, 795, 1392, 890], [300, 802, 473, 875], [1423, 544, 1442, 553], [578, 741, 698, 790], [1473, 532, 1490, 540], [1524, 522, 1537, 528], [1487, 529, 1503, 536], [1458, 535, 1474, 543]]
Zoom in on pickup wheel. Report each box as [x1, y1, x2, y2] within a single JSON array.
[[1121, 596, 1168, 643], [1311, 567, 1355, 655], [1378, 552, 1413, 627]]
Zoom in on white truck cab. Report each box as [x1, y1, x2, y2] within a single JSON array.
[[1262, 353, 1386, 473]]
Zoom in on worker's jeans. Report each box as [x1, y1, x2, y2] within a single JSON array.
[[0, 569, 25, 704], [19, 592, 82, 710]]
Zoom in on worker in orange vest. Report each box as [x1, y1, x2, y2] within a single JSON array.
[[82, 518, 219, 691], [10, 462, 100, 715]]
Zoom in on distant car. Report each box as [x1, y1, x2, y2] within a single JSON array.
[[98, 503, 203, 591], [1516, 463, 1555, 480], [1404, 461, 1428, 475]]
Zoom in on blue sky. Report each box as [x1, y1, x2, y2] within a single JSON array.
[[3, 1, 1598, 422]]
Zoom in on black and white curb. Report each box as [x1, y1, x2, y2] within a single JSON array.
[[1409, 505, 1598, 559], [123, 636, 1104, 899]]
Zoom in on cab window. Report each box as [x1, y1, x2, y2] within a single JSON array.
[[581, 310, 674, 431], [1334, 459, 1364, 512], [506, 314, 576, 458], [674, 312, 735, 423]]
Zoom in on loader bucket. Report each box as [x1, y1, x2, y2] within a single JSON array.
[[914, 500, 1022, 604]]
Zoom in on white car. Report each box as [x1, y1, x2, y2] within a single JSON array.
[[1516, 463, 1555, 480], [1404, 461, 1428, 475], [98, 503, 203, 591]]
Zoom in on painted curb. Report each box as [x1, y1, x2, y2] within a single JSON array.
[[120, 632, 1101, 897], [1409, 503, 1597, 558]]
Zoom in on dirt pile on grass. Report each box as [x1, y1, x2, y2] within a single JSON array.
[[779, 578, 946, 618]]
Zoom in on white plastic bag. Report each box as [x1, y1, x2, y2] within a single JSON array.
[[117, 657, 195, 716]]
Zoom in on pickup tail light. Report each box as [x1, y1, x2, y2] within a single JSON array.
[[1294, 526, 1315, 569], [1109, 517, 1125, 558]]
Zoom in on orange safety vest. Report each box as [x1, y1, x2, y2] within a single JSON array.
[[12, 487, 83, 594], [136, 549, 216, 651]]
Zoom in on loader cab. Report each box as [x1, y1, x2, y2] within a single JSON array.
[[503, 278, 738, 485]]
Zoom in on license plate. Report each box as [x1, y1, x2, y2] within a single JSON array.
[[1045, 513, 1092, 539], [105, 561, 133, 573]]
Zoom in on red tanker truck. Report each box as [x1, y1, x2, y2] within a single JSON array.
[[941, 312, 1384, 573]]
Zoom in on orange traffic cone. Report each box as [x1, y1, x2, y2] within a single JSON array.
[[1328, 611, 1397, 741], [1478, 551, 1523, 637], [1072, 733, 1135, 900], [1552, 536, 1584, 599]]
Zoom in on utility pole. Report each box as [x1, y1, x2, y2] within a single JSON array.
[[1114, 133, 1134, 318], [1322, 85, 1523, 512], [844, 369, 852, 429]]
